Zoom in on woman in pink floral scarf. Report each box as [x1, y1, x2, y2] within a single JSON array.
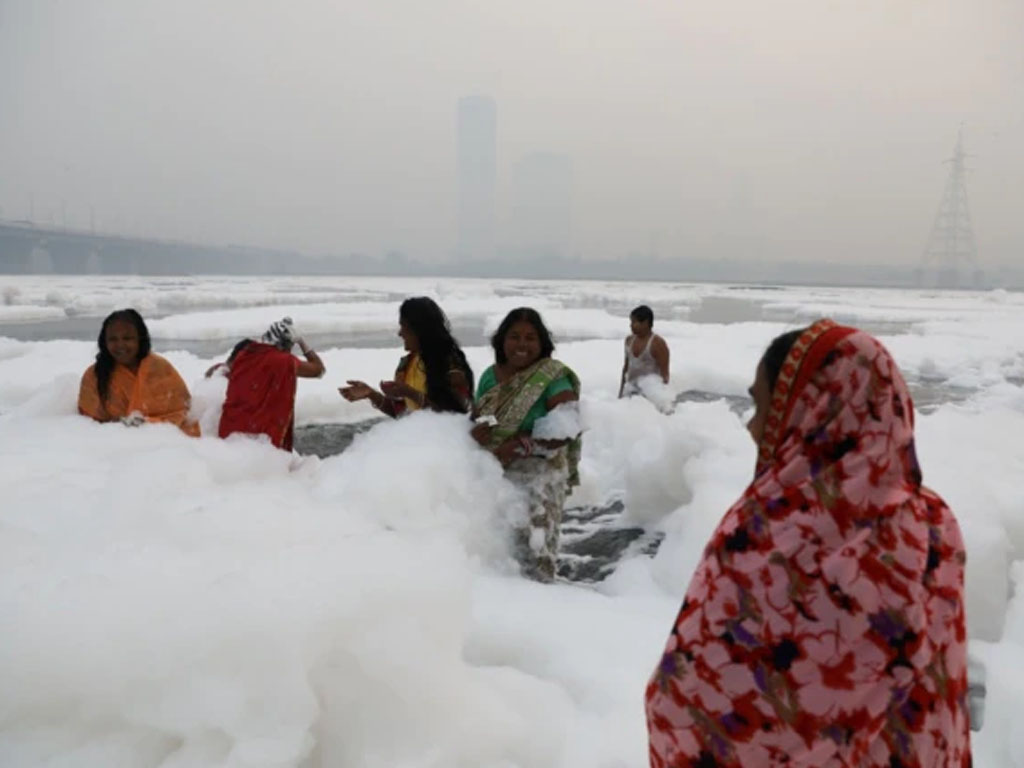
[[646, 320, 971, 767]]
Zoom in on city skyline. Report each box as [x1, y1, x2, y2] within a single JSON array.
[[1, 0, 1022, 268]]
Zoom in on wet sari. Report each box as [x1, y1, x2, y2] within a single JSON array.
[[475, 357, 581, 485], [646, 319, 970, 767], [377, 353, 429, 418], [476, 357, 581, 581], [380, 353, 472, 417], [78, 353, 199, 437], [218, 342, 298, 450]]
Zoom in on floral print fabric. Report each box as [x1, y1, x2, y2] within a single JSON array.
[[646, 321, 971, 767]]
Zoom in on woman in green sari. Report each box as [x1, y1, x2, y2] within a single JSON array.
[[472, 308, 581, 582]]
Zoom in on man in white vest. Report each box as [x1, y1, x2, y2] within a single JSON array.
[[618, 305, 670, 398]]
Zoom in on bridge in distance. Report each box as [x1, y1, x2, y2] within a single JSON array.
[[0, 219, 314, 275]]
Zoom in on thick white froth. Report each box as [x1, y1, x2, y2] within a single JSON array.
[[1, 277, 1022, 765]]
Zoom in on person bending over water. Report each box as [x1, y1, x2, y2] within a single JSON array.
[[472, 308, 581, 583], [646, 319, 970, 767], [78, 309, 199, 436], [619, 304, 669, 398], [339, 296, 473, 417], [210, 317, 325, 450]]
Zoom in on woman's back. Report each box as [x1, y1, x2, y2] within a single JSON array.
[[646, 321, 970, 767], [219, 342, 299, 449]]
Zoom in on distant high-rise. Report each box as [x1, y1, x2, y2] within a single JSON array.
[[456, 95, 497, 261], [508, 152, 573, 260]]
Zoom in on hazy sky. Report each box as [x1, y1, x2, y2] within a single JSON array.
[[1, 0, 1022, 264]]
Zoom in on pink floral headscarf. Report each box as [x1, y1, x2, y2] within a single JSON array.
[[646, 320, 970, 767]]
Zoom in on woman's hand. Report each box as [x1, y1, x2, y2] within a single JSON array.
[[380, 380, 421, 403], [339, 380, 374, 402], [494, 436, 530, 467], [470, 421, 493, 446], [204, 362, 226, 378]]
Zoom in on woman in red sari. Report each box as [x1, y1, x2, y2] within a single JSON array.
[[646, 320, 970, 767], [210, 317, 325, 451]]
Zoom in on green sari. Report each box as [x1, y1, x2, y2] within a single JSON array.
[[476, 357, 582, 488]]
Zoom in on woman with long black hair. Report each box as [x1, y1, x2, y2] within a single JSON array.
[[78, 308, 199, 436], [340, 297, 474, 417]]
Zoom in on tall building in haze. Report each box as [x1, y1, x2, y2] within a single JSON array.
[[456, 95, 497, 261], [508, 152, 573, 260]]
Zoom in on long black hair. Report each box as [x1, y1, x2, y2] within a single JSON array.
[[400, 297, 474, 413], [490, 307, 555, 365], [760, 328, 804, 390], [95, 308, 152, 404]]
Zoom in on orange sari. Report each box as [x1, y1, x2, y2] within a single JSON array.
[[78, 353, 200, 437]]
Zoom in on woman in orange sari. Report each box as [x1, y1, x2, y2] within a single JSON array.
[[78, 309, 199, 436], [646, 320, 970, 767]]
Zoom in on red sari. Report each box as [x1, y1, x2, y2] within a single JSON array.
[[218, 342, 299, 450], [646, 320, 971, 767]]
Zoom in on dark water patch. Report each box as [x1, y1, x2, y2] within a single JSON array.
[[968, 675, 985, 732], [294, 419, 383, 458], [727, 285, 785, 292], [558, 499, 664, 582], [907, 380, 977, 414], [675, 389, 749, 415], [673, 382, 978, 418]]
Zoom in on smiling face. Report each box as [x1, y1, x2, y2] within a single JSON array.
[[746, 361, 773, 445], [503, 320, 542, 371], [398, 319, 419, 353], [105, 319, 141, 369]]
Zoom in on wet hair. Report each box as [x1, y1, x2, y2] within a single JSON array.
[[227, 338, 252, 364], [400, 297, 474, 413], [95, 309, 151, 404], [630, 305, 654, 326], [491, 307, 555, 365], [760, 328, 805, 389]]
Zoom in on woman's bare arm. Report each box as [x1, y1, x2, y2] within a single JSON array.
[[295, 339, 325, 378]]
